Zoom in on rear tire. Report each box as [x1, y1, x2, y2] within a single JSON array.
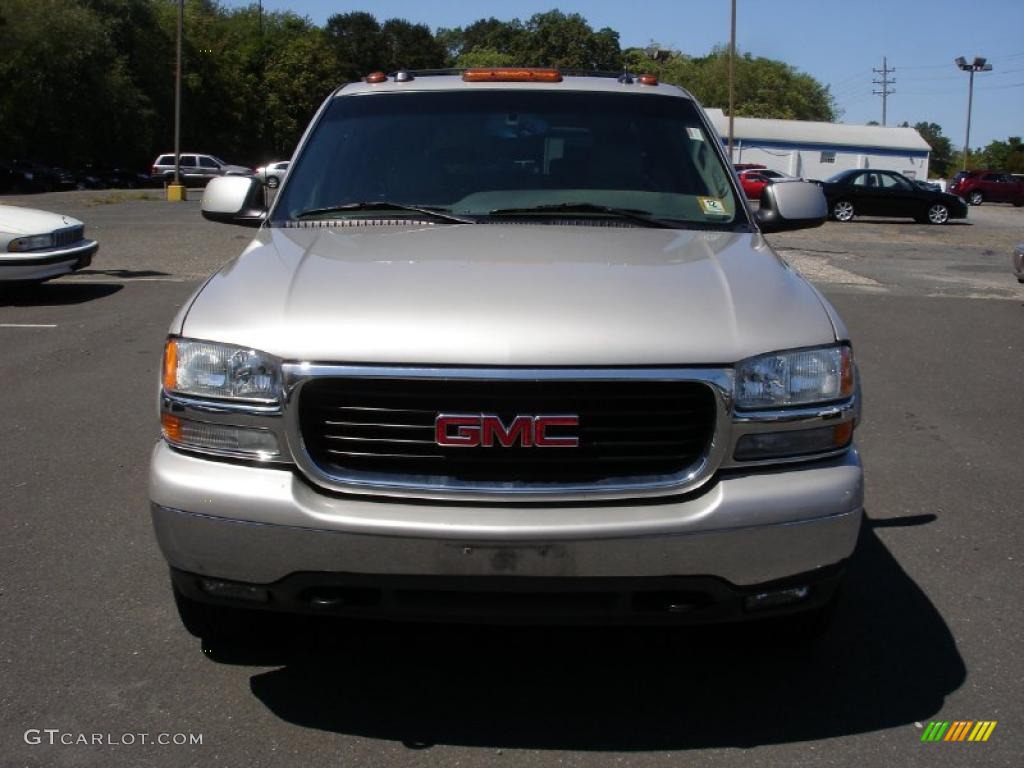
[[832, 200, 855, 222], [968, 190, 983, 206]]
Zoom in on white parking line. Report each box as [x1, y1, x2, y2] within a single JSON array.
[[0, 323, 57, 328]]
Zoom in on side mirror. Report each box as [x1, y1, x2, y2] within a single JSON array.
[[201, 176, 266, 227], [756, 180, 827, 233]]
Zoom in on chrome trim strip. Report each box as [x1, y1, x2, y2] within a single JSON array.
[[162, 392, 282, 418], [283, 364, 733, 382], [280, 364, 735, 502]]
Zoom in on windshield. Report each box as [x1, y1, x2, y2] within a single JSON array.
[[271, 90, 744, 229], [825, 170, 857, 184]]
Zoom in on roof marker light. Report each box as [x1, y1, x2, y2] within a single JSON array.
[[638, 73, 659, 86], [462, 68, 563, 83], [364, 71, 387, 84]]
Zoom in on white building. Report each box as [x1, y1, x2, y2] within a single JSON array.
[[705, 109, 932, 181]]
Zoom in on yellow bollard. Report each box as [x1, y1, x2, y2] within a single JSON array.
[[166, 184, 188, 202]]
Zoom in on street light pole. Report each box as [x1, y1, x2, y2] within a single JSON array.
[[955, 56, 992, 171], [727, 0, 736, 161]]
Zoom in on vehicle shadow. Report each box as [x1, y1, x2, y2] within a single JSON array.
[[75, 268, 173, 279], [0, 282, 122, 306], [839, 219, 972, 226], [219, 513, 964, 750]]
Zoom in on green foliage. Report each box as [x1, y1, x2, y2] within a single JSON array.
[[456, 48, 519, 68], [442, 11, 622, 70], [911, 122, 953, 177], [980, 136, 1024, 173], [324, 12, 445, 81], [623, 45, 835, 122], [0, 5, 840, 170]]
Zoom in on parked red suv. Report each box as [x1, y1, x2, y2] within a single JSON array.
[[949, 170, 1024, 206], [737, 169, 772, 200]]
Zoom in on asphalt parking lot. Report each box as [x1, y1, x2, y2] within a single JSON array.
[[1, 191, 1022, 768]]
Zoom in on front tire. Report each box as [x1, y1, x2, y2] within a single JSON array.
[[968, 190, 983, 206], [832, 200, 855, 222], [926, 203, 950, 224]]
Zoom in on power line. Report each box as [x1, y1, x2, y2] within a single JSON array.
[[872, 56, 895, 125]]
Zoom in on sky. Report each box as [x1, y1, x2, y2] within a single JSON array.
[[236, 0, 1024, 148]]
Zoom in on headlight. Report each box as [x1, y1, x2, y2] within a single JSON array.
[[735, 345, 854, 409], [163, 337, 281, 402], [8, 233, 55, 252]]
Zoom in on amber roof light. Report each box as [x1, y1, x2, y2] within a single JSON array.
[[462, 68, 563, 83]]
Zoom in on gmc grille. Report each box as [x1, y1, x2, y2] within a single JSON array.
[[298, 377, 717, 486]]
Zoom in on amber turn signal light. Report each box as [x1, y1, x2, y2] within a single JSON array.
[[161, 413, 183, 443], [832, 421, 854, 448], [162, 338, 177, 391]]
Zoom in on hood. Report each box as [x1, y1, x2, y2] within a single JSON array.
[[179, 223, 838, 366], [223, 165, 253, 175], [0, 205, 82, 236]]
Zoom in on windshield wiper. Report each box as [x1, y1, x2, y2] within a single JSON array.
[[487, 202, 677, 228], [294, 201, 474, 225]]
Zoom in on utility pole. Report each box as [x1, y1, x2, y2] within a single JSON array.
[[168, 0, 185, 201], [727, 0, 736, 161], [955, 56, 993, 171], [258, 0, 266, 155], [872, 56, 895, 126], [174, 0, 183, 185]]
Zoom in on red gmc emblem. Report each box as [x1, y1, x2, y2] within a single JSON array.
[[435, 414, 580, 448]]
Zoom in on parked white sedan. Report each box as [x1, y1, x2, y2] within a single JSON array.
[[254, 160, 289, 189], [0, 205, 98, 283]]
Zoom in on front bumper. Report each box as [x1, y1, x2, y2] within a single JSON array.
[[0, 240, 97, 282], [150, 441, 863, 591]]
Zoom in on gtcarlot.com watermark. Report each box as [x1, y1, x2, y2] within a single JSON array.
[[25, 729, 203, 746]]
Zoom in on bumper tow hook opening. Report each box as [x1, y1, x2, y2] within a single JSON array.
[[744, 585, 811, 612]]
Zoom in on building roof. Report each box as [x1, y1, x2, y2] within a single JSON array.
[[705, 109, 931, 152]]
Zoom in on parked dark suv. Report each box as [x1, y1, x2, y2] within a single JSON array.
[[949, 170, 1024, 206]]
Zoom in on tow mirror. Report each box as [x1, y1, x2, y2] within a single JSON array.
[[201, 176, 266, 227], [756, 181, 827, 233]]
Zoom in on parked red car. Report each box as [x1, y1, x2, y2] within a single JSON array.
[[737, 169, 772, 200], [949, 170, 1024, 206]]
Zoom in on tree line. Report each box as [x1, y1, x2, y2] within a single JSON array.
[[0, 1, 841, 170], [7, 1, 1014, 177]]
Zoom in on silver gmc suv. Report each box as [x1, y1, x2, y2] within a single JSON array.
[[150, 69, 863, 639]]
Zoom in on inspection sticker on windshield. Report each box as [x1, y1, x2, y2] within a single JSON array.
[[687, 127, 704, 141], [698, 197, 727, 216]]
